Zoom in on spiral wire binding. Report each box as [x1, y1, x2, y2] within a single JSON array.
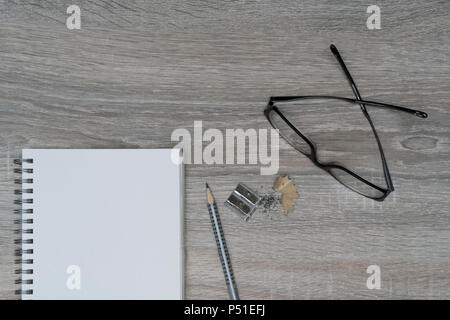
[[14, 158, 34, 296]]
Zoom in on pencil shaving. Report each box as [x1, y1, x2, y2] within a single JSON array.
[[273, 175, 299, 213]]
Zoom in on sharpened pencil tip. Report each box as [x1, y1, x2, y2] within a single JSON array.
[[206, 183, 214, 204], [206, 182, 209, 188]]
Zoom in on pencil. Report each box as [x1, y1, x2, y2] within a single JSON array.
[[206, 183, 239, 300]]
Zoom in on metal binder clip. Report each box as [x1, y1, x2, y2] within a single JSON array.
[[225, 183, 260, 221]]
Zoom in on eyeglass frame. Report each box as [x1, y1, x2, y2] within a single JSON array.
[[264, 44, 428, 201]]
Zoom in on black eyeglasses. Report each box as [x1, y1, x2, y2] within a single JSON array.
[[264, 44, 428, 201]]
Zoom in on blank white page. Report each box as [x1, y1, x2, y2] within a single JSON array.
[[20, 149, 183, 300]]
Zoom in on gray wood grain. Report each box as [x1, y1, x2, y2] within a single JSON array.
[[1, 0, 450, 299]]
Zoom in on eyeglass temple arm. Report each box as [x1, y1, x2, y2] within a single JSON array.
[[330, 44, 364, 104], [330, 43, 395, 193], [329, 44, 428, 119], [269, 95, 428, 118]]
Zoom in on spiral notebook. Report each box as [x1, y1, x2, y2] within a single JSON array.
[[16, 149, 184, 300]]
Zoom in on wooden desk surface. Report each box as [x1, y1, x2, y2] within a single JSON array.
[[1, 1, 449, 299]]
